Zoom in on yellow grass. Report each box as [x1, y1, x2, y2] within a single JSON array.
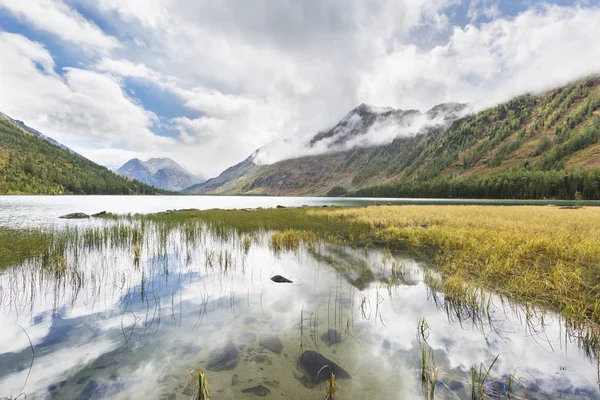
[[308, 205, 600, 323]]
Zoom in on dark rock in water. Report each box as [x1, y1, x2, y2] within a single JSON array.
[[259, 335, 283, 354], [91, 211, 107, 217], [181, 386, 195, 396], [296, 351, 351, 388], [206, 341, 240, 371], [241, 385, 271, 396], [169, 340, 201, 359], [271, 275, 292, 283], [249, 354, 272, 365], [447, 379, 464, 391], [320, 329, 342, 346], [59, 212, 90, 219], [231, 374, 239, 385], [76, 376, 91, 385]]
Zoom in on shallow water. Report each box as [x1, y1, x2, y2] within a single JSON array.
[[0, 219, 599, 399], [1, 195, 599, 229]]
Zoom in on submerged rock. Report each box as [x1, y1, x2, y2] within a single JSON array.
[[296, 351, 351, 388], [59, 212, 90, 219], [271, 275, 292, 283], [320, 329, 342, 346], [249, 354, 272, 365], [206, 341, 240, 371], [238, 332, 257, 344], [241, 385, 271, 396], [259, 335, 283, 354], [168, 340, 201, 359]]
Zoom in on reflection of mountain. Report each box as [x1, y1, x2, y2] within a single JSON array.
[[117, 157, 204, 191]]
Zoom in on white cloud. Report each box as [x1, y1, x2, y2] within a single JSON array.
[[1, 2, 600, 178], [95, 58, 159, 81], [0, 0, 119, 52], [95, 0, 172, 29], [359, 5, 600, 112], [0, 32, 170, 153]]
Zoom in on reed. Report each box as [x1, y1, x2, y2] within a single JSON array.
[[4, 205, 600, 357]]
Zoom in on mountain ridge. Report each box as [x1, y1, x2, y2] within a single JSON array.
[[117, 157, 203, 191], [183, 77, 600, 198], [0, 115, 165, 195]]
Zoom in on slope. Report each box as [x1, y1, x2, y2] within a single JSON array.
[[0, 116, 166, 195], [184, 102, 462, 195], [354, 76, 600, 199], [184, 76, 600, 199]]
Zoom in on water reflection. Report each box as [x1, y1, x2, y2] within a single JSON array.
[[0, 221, 599, 399]]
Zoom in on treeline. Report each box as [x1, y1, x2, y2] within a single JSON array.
[[352, 168, 600, 200], [0, 117, 165, 195]]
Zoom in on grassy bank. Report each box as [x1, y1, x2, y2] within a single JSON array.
[[142, 206, 600, 327], [3, 205, 600, 329]]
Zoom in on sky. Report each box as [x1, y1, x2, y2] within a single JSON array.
[[1, 0, 600, 177]]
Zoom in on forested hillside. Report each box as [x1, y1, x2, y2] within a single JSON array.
[[354, 76, 600, 199], [189, 76, 600, 199], [0, 116, 165, 195]]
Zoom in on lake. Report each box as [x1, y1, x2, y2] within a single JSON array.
[[0, 197, 599, 399], [1, 195, 599, 229]]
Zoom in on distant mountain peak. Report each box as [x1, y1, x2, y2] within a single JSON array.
[[116, 157, 203, 191], [310, 102, 431, 149]]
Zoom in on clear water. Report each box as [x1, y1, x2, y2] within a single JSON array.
[[1, 195, 599, 229], [0, 216, 599, 399]]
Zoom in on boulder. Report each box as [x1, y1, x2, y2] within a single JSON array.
[[320, 329, 342, 346], [259, 335, 283, 354], [296, 351, 351, 388], [206, 341, 239, 371], [271, 275, 292, 283], [91, 211, 107, 217], [241, 385, 270, 396], [59, 212, 90, 219]]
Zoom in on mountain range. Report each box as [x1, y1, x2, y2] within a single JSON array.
[[183, 76, 600, 198], [182, 101, 467, 195], [2, 76, 599, 199], [117, 158, 202, 191]]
